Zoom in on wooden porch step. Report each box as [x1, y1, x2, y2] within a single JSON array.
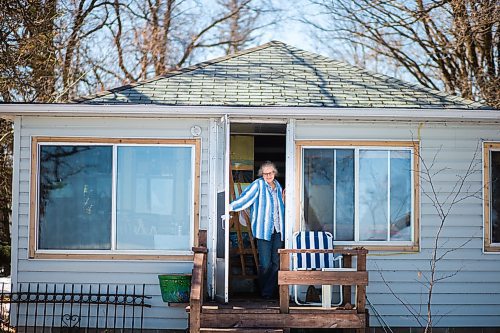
[[200, 329, 284, 333]]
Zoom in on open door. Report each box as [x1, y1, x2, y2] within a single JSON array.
[[214, 115, 230, 303]]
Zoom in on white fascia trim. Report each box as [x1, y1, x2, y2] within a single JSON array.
[[0, 104, 499, 122]]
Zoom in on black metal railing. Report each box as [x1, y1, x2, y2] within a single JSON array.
[[0, 283, 151, 332]]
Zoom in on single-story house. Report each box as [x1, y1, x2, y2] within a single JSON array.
[[1, 41, 499, 331]]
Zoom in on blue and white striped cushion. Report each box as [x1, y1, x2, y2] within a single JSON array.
[[294, 231, 335, 270]]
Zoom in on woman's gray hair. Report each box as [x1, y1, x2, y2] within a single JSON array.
[[258, 161, 278, 177]]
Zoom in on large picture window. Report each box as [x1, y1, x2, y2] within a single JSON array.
[[30, 137, 200, 259], [299, 141, 419, 250], [484, 142, 500, 252]]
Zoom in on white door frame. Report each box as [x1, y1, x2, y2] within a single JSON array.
[[209, 116, 296, 302], [211, 115, 230, 303], [284, 119, 296, 249]]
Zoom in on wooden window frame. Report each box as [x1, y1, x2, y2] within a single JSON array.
[[296, 140, 420, 252], [29, 137, 201, 260], [484, 142, 500, 253]]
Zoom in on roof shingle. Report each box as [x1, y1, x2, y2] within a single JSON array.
[[78, 41, 487, 109]]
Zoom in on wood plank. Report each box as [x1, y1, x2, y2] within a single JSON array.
[[278, 271, 368, 286], [202, 307, 281, 314], [413, 141, 421, 253], [357, 285, 366, 313], [189, 250, 206, 333], [279, 285, 289, 313], [200, 329, 283, 333], [191, 252, 205, 301], [279, 251, 290, 314], [294, 143, 301, 233], [201, 304, 357, 314], [193, 138, 201, 248], [279, 249, 368, 256], [189, 302, 201, 333], [200, 312, 366, 329], [198, 230, 207, 248], [29, 137, 37, 259], [32, 137, 199, 144], [296, 140, 417, 148], [357, 253, 366, 271], [201, 300, 281, 314], [202, 300, 278, 309], [288, 307, 357, 314], [343, 256, 352, 305], [356, 252, 367, 312], [193, 247, 208, 253], [32, 253, 194, 260], [168, 302, 189, 308]]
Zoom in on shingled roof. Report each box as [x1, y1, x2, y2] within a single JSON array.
[[78, 41, 485, 109]]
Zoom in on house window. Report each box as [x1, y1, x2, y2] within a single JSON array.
[[298, 141, 419, 251], [30, 137, 200, 259], [484, 142, 500, 252]]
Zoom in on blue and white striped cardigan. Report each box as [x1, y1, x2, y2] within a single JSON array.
[[229, 178, 285, 241]]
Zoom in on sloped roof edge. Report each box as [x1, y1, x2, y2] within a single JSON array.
[[74, 41, 285, 103], [74, 41, 490, 109], [1, 104, 499, 122]]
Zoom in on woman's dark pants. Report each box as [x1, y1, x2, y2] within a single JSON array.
[[256, 232, 283, 298]]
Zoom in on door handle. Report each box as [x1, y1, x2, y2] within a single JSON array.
[[221, 215, 226, 230]]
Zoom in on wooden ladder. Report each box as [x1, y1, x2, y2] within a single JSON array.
[[228, 164, 260, 286]]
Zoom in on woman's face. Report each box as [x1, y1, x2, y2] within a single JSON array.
[[262, 166, 275, 185]]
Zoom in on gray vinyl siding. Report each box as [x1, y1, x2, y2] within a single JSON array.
[[13, 116, 211, 330], [295, 120, 500, 327], [11, 115, 500, 329]]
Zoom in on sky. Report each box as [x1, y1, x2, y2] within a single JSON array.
[[201, 0, 333, 67]]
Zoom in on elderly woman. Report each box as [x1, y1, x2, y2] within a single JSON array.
[[230, 161, 285, 299]]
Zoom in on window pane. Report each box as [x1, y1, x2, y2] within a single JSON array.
[[303, 149, 355, 240], [390, 150, 412, 241], [359, 150, 388, 241], [38, 145, 112, 250], [335, 149, 354, 241], [491, 151, 500, 243], [303, 149, 334, 233], [116, 146, 193, 250]]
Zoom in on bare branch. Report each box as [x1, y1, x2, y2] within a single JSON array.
[[375, 263, 425, 326], [304, 0, 500, 107]]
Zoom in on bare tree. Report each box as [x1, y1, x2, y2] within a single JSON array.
[[371, 141, 482, 333], [216, 0, 281, 55], [1, 0, 111, 102], [0, 0, 57, 102], [99, 0, 281, 85], [54, 0, 112, 101], [0, 119, 13, 276], [304, 0, 499, 108], [418, 143, 482, 332], [1, 0, 280, 102]]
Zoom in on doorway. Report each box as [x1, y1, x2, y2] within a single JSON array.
[[228, 122, 287, 297]]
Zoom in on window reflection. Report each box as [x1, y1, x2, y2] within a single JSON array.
[[303, 146, 412, 243], [38, 146, 112, 250], [335, 150, 354, 240], [491, 151, 500, 243], [359, 150, 388, 241], [303, 149, 354, 240], [116, 146, 192, 250], [390, 150, 412, 241], [37, 143, 194, 252], [304, 149, 335, 233]]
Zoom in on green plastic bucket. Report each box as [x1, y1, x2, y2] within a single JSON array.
[[158, 274, 191, 303]]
